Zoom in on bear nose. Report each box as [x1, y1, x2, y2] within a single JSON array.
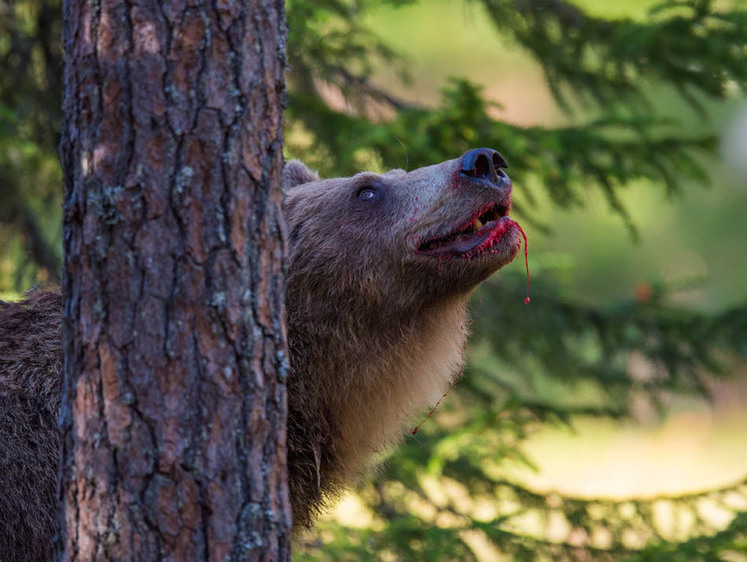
[[459, 148, 508, 185]]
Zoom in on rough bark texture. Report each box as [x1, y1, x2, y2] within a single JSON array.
[[59, 0, 290, 559]]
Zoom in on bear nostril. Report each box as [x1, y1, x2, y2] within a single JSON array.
[[493, 151, 508, 171], [473, 153, 491, 180]]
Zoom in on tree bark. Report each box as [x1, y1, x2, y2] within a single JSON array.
[[58, 0, 290, 559]]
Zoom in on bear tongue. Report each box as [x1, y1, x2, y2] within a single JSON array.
[[449, 227, 491, 252]]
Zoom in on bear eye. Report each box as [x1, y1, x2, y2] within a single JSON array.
[[354, 176, 385, 204], [357, 187, 377, 202]]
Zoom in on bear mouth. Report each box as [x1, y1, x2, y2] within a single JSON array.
[[417, 202, 513, 257]]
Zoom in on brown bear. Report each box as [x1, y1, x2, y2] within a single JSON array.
[[0, 148, 523, 558]]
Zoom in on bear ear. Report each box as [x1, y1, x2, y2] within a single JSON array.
[[283, 159, 320, 189]]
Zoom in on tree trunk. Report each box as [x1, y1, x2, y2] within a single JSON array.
[[58, 1, 290, 559]]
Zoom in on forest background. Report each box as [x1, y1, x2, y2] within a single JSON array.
[[1, 0, 746, 559]]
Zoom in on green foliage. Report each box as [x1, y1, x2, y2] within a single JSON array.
[[470, 274, 747, 407], [0, 0, 62, 288], [297, 390, 747, 560], [478, 0, 747, 111], [1, 0, 746, 558], [628, 511, 747, 561], [286, 1, 743, 234]]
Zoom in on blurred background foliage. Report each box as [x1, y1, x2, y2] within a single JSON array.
[[1, 0, 746, 558], [0, 0, 62, 296]]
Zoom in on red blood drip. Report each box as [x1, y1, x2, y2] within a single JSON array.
[[514, 221, 531, 304]]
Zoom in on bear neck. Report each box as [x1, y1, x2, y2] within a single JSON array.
[[287, 289, 470, 492]]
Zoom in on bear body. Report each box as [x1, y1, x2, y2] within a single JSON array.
[[0, 149, 521, 557]]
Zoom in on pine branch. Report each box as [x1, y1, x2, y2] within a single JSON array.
[[470, 274, 747, 406], [299, 465, 747, 561], [478, 0, 747, 110], [286, 0, 410, 113]]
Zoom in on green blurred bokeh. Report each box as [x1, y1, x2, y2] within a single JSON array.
[[294, 1, 747, 558]]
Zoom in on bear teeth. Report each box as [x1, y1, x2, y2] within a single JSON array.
[[472, 217, 483, 231]]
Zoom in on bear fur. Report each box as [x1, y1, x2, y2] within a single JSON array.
[[0, 150, 520, 557], [0, 292, 63, 561]]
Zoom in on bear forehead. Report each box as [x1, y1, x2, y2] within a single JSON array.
[[381, 168, 406, 178]]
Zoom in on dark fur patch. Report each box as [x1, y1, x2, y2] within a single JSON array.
[[0, 291, 62, 561]]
